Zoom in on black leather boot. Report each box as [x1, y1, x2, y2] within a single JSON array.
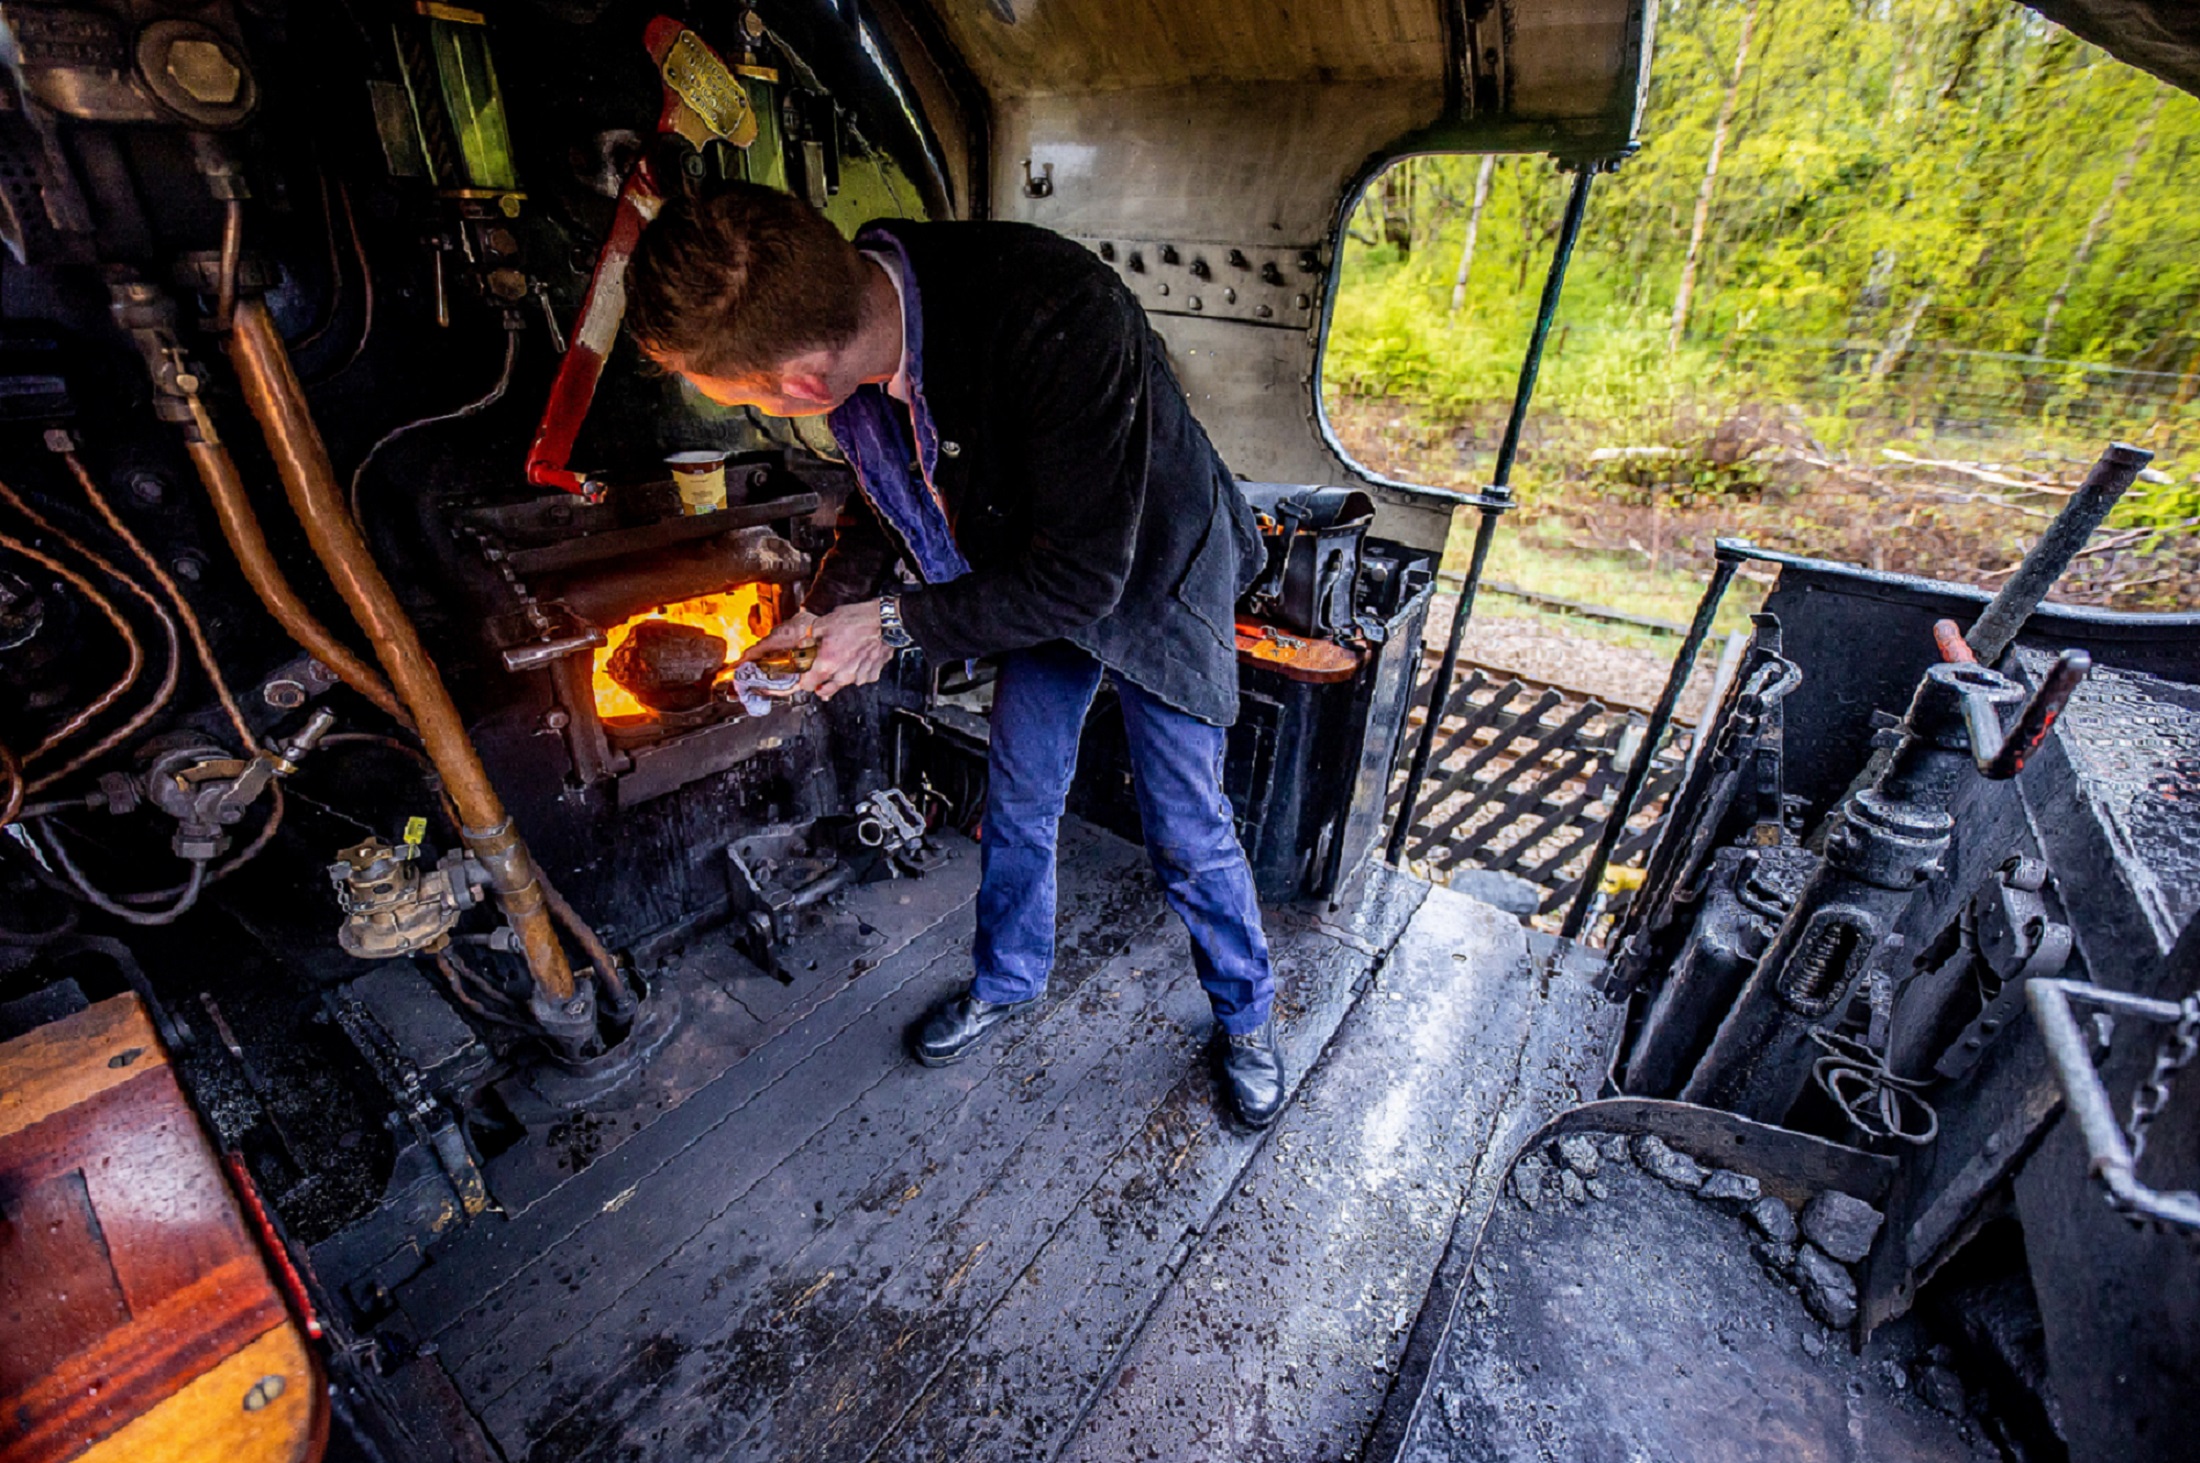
[[1217, 1018, 1287, 1128], [912, 989, 1033, 1067]]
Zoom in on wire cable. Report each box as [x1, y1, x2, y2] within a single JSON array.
[[37, 822, 208, 926], [63, 450, 254, 748], [291, 166, 348, 354], [306, 178, 375, 385], [347, 326, 518, 526]]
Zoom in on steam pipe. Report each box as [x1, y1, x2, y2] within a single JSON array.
[[59, 445, 254, 749], [183, 432, 414, 729], [0, 480, 182, 792], [539, 870, 634, 1015], [227, 297, 578, 1006], [215, 197, 244, 334], [0, 521, 145, 768]]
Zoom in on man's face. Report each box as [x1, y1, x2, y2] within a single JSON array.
[[669, 348, 847, 419]]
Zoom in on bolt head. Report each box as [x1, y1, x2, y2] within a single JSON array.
[[167, 39, 243, 105], [263, 678, 307, 709], [543, 708, 571, 730]]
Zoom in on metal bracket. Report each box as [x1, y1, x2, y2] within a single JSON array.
[[2028, 978, 2200, 1233], [1935, 858, 2074, 1082]]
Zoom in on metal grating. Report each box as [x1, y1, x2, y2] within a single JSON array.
[[1388, 664, 1693, 928]]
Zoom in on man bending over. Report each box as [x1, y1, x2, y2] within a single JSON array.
[[625, 183, 1286, 1127]]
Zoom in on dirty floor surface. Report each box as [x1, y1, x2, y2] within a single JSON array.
[[363, 817, 1616, 1462]]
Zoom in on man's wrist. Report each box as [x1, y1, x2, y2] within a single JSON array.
[[877, 594, 916, 650]]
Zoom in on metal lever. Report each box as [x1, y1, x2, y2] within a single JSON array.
[[524, 19, 754, 499], [1956, 649, 2090, 780], [2029, 978, 2200, 1233], [1964, 442, 2150, 665]]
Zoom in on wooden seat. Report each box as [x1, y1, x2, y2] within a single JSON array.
[[0, 994, 325, 1463]]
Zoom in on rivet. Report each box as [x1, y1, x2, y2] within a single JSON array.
[[1188, 296, 1203, 310], [242, 1375, 285, 1412], [940, 440, 961, 457], [1156, 282, 1170, 297], [1223, 288, 1236, 304]]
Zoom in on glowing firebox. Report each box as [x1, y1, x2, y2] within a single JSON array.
[[591, 585, 775, 721]]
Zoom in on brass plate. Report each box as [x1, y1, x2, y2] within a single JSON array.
[[660, 28, 757, 150]]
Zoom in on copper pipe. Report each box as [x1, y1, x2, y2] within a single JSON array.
[[539, 869, 632, 1011], [0, 481, 183, 792], [215, 197, 243, 333], [0, 523, 142, 763], [227, 297, 576, 1004], [0, 738, 22, 829], [184, 435, 414, 728], [62, 450, 253, 749]]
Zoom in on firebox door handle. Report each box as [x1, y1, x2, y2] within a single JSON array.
[[1957, 649, 2090, 781]]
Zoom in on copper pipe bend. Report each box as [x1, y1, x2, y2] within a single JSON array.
[[227, 298, 576, 1004]]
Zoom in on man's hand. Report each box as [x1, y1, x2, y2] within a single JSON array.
[[741, 608, 819, 666], [747, 601, 894, 701]]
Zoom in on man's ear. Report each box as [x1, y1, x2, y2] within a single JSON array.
[[776, 347, 842, 408]]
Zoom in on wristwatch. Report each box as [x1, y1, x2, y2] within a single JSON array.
[[878, 594, 916, 650]]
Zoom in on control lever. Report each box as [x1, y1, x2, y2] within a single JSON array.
[[525, 19, 758, 499], [152, 708, 338, 860], [1954, 649, 2090, 781]]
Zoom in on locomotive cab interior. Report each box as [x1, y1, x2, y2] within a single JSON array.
[[1, 2, 2195, 1462]]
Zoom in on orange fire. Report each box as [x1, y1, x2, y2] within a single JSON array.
[[591, 585, 774, 721]]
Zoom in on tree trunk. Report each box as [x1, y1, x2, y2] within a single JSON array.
[[1871, 291, 1934, 382], [2034, 90, 2165, 358], [1378, 164, 1415, 256], [1670, 0, 1760, 353], [1449, 156, 1498, 314]]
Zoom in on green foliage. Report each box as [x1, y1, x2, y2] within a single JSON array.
[[1322, 0, 2200, 494]]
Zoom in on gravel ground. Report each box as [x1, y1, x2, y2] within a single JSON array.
[[1427, 593, 1727, 724]]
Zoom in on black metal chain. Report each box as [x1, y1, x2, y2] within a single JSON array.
[[2125, 994, 2200, 1169]]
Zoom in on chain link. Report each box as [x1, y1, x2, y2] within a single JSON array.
[[2124, 993, 2200, 1168]]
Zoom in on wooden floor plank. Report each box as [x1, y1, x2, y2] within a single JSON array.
[[497, 909, 1198, 1457], [716, 913, 1381, 1463], [397, 827, 1137, 1337], [427, 832, 1158, 1396], [1047, 891, 1570, 1463], [859, 893, 1431, 1463]]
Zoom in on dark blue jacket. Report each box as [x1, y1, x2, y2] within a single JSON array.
[[804, 220, 1264, 725]]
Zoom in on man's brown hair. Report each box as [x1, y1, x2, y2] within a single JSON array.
[[625, 182, 870, 379]]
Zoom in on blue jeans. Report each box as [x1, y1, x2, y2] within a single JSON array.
[[971, 641, 1275, 1034]]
